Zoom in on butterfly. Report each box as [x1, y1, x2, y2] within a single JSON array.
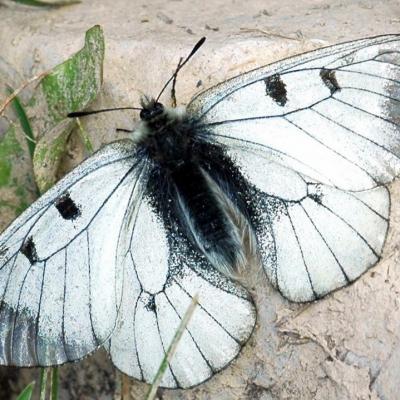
[[0, 34, 399, 389]]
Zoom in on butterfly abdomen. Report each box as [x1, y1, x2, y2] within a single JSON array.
[[170, 162, 244, 274]]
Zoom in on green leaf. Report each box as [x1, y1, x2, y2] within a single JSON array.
[[16, 381, 35, 400], [0, 122, 37, 229], [11, 0, 80, 7], [31, 25, 104, 132], [39, 25, 104, 126], [31, 25, 104, 193], [0, 124, 23, 187]]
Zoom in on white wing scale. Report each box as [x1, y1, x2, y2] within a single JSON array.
[[0, 140, 142, 365]]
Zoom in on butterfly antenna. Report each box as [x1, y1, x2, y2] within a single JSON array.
[[171, 57, 183, 107], [67, 106, 142, 118], [155, 37, 206, 103]]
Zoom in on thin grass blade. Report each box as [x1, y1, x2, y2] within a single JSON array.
[[146, 294, 199, 400]]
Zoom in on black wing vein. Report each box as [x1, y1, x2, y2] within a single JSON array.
[[86, 231, 99, 346], [283, 116, 378, 185], [332, 97, 399, 127], [309, 107, 400, 162], [163, 292, 215, 373], [316, 201, 379, 258], [284, 204, 317, 298], [153, 306, 180, 387], [172, 277, 240, 345], [300, 202, 350, 283], [34, 260, 47, 365]]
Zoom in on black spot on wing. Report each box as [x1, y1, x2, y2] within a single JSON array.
[[320, 68, 341, 94], [55, 193, 81, 220], [264, 74, 287, 106], [21, 237, 38, 264]]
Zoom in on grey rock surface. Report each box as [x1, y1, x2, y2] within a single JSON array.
[[0, 0, 399, 399]]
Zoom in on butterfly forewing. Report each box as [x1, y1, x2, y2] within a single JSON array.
[[189, 35, 400, 189], [0, 140, 142, 366], [189, 35, 400, 119]]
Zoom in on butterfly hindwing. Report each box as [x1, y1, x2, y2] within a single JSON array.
[[107, 196, 256, 389], [226, 147, 389, 302], [0, 140, 142, 366]]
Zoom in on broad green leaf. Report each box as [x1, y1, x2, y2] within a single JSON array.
[[11, 0, 80, 7], [31, 25, 104, 192], [38, 25, 104, 127], [16, 382, 35, 400], [30, 25, 104, 133], [0, 122, 36, 230]]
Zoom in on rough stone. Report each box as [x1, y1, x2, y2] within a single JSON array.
[[0, 0, 399, 399]]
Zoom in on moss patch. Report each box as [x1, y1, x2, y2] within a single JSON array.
[[40, 25, 104, 126]]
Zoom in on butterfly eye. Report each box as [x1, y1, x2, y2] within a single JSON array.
[[139, 108, 151, 120]]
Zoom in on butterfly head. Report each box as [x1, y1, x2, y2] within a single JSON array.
[[132, 96, 186, 144], [139, 98, 165, 122]]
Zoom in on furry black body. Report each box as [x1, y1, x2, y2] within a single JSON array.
[[137, 101, 253, 275]]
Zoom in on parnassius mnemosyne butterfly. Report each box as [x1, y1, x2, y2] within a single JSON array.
[[0, 34, 399, 389]]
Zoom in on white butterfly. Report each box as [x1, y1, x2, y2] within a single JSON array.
[[0, 34, 399, 389]]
